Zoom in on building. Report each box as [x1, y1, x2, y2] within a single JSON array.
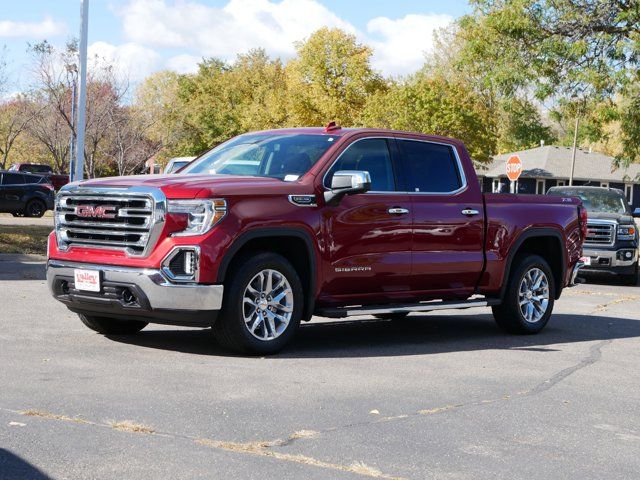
[[478, 146, 640, 209]]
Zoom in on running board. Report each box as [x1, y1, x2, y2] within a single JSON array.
[[317, 298, 501, 318]]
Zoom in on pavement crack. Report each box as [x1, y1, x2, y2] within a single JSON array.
[[523, 339, 611, 396]]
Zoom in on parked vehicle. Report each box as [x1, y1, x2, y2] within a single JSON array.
[[9, 163, 70, 190], [547, 186, 639, 284], [0, 171, 55, 217], [163, 157, 195, 174], [46, 126, 586, 354]]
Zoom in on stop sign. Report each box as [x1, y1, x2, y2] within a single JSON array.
[[506, 155, 522, 181]]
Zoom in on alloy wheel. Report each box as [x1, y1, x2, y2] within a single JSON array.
[[242, 269, 293, 341], [518, 267, 550, 323]]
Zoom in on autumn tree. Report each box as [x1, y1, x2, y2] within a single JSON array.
[[286, 28, 387, 127], [361, 73, 497, 163]]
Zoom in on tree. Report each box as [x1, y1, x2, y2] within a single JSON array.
[[452, 0, 640, 163], [286, 28, 387, 127], [0, 97, 39, 170], [361, 73, 497, 163]]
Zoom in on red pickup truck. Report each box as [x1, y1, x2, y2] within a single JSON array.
[[47, 126, 586, 354], [9, 163, 70, 190]]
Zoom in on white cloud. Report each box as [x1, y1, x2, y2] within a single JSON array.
[[366, 14, 453, 77], [88, 42, 162, 82], [166, 54, 201, 74], [119, 0, 355, 60], [116, 1, 454, 78], [0, 16, 66, 38]]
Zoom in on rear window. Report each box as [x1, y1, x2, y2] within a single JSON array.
[[399, 140, 463, 193], [2, 173, 25, 185], [22, 164, 51, 173]]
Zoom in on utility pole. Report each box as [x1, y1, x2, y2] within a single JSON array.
[[569, 115, 579, 186], [67, 64, 77, 182], [74, 0, 89, 181]]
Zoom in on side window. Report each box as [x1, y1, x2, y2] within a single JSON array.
[[3, 173, 25, 185], [400, 140, 463, 193], [325, 138, 396, 192]]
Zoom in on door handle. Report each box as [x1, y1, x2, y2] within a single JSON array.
[[388, 207, 410, 215], [461, 209, 480, 216]]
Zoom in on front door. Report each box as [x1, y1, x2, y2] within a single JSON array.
[[320, 137, 412, 303], [396, 138, 485, 297], [1, 173, 26, 212]]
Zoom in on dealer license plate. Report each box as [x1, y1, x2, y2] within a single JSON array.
[[74, 269, 101, 292]]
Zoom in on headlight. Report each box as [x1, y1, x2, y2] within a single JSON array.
[[167, 199, 227, 236], [617, 225, 636, 240]]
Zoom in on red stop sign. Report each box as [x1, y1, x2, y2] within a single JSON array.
[[506, 155, 522, 181]]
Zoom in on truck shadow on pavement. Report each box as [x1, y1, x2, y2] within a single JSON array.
[[106, 313, 640, 358], [0, 449, 52, 480]]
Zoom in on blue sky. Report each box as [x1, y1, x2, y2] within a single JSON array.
[[0, 0, 471, 91]]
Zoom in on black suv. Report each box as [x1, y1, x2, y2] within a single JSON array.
[[547, 186, 639, 284], [0, 172, 55, 217]]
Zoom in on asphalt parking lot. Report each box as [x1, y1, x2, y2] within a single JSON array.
[[1, 255, 639, 480]]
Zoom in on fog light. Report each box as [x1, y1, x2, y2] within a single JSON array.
[[625, 251, 633, 259], [161, 247, 199, 282]]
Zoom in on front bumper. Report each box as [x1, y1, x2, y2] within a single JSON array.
[[582, 246, 638, 275], [47, 260, 223, 326]]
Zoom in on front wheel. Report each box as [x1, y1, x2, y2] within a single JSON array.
[[79, 314, 148, 335], [492, 254, 555, 334], [213, 252, 303, 355]]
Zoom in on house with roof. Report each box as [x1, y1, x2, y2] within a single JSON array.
[[478, 145, 640, 209]]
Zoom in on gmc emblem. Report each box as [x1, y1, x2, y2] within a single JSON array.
[[76, 205, 117, 219]]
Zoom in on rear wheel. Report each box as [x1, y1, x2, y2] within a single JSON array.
[[24, 199, 45, 218], [213, 252, 303, 355], [492, 254, 555, 334], [78, 314, 148, 335]]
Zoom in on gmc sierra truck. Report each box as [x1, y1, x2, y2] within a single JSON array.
[[47, 126, 586, 354]]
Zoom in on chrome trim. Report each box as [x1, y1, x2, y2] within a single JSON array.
[[388, 207, 409, 215], [46, 259, 223, 311], [161, 246, 201, 283], [345, 299, 491, 317], [321, 136, 468, 196], [55, 185, 166, 258], [287, 194, 318, 207], [461, 209, 480, 216], [584, 219, 616, 247]]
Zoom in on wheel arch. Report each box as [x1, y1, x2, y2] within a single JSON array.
[[217, 227, 318, 320], [500, 228, 566, 300]]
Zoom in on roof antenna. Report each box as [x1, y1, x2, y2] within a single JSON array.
[[324, 121, 341, 133]]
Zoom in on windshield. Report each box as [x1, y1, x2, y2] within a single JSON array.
[[181, 133, 337, 180], [549, 188, 628, 214]]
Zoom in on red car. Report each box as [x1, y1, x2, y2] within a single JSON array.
[[46, 126, 586, 354], [9, 163, 69, 190]]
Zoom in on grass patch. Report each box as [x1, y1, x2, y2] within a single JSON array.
[[109, 420, 155, 434], [0, 225, 51, 254]]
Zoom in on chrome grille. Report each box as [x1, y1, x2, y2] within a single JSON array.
[[55, 187, 165, 257], [585, 220, 615, 246]]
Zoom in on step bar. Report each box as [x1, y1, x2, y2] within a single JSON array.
[[317, 297, 501, 318]]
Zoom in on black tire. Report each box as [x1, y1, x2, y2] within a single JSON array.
[[213, 252, 303, 355], [374, 312, 409, 321], [78, 314, 148, 335], [11, 212, 20, 217], [622, 263, 638, 286], [24, 199, 46, 218], [492, 254, 555, 334]]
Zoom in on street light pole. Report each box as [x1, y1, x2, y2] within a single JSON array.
[[569, 110, 580, 186], [74, 0, 89, 181], [67, 65, 77, 183]]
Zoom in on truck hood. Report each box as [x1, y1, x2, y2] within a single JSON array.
[[77, 174, 301, 199], [587, 211, 634, 225]]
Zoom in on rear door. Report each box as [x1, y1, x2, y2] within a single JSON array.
[[397, 138, 485, 296], [1, 173, 27, 211], [320, 136, 412, 302]]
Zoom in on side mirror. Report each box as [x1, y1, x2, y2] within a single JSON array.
[[633, 208, 640, 218], [324, 170, 371, 205]]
